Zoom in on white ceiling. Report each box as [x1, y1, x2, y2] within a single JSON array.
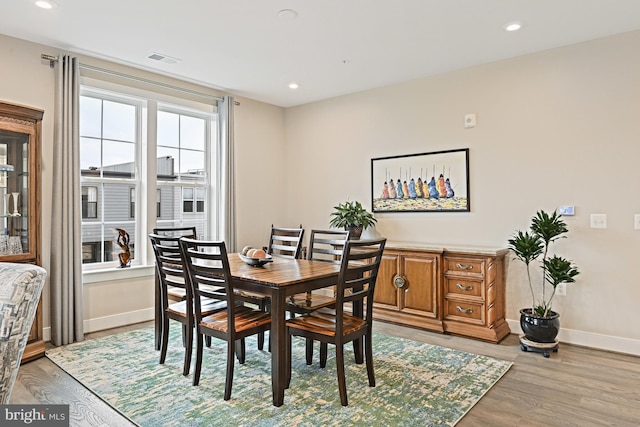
[[2, 1, 640, 107]]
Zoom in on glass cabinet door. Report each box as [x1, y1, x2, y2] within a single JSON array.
[[0, 102, 42, 264]]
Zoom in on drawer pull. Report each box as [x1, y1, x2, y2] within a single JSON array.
[[455, 263, 473, 270], [456, 306, 473, 314], [456, 283, 473, 291], [393, 275, 406, 289]]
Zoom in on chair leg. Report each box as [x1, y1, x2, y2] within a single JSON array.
[[236, 339, 246, 364], [305, 338, 314, 365], [320, 342, 328, 368], [224, 339, 236, 400], [159, 315, 170, 365], [335, 344, 348, 406], [193, 333, 204, 386], [257, 302, 266, 350], [183, 321, 193, 376], [365, 332, 375, 387], [182, 324, 187, 347]]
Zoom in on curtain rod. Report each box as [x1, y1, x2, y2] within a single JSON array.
[[41, 53, 227, 103]]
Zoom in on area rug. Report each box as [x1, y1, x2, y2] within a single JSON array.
[[46, 325, 512, 426]]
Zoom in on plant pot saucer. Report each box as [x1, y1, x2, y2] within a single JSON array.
[[519, 335, 559, 358]]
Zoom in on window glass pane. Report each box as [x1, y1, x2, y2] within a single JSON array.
[[157, 148, 178, 179], [80, 137, 101, 173], [80, 97, 102, 138], [180, 149, 205, 177], [103, 140, 135, 179], [180, 115, 205, 150], [103, 100, 136, 142], [157, 110, 179, 148]]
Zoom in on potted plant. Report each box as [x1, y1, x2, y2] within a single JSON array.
[[329, 200, 377, 239], [508, 210, 579, 347]]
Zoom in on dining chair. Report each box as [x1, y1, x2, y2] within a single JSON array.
[[238, 224, 305, 351], [152, 226, 198, 350], [149, 233, 228, 376], [267, 224, 305, 259], [285, 237, 386, 406], [179, 237, 272, 400], [287, 229, 350, 365]]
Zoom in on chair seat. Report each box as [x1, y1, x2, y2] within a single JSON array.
[[167, 298, 227, 316], [167, 287, 187, 300], [201, 306, 271, 333], [287, 292, 335, 313], [235, 289, 269, 302], [287, 310, 366, 337]]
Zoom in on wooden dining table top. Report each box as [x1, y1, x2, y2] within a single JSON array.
[[227, 253, 341, 288]]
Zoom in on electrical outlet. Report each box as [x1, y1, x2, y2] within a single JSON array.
[[556, 283, 566, 296]]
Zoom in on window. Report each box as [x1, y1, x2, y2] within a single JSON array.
[[80, 85, 215, 269], [80, 93, 139, 266], [156, 108, 209, 234], [82, 186, 97, 219]]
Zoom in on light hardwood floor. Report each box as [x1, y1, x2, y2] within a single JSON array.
[[10, 321, 640, 427]]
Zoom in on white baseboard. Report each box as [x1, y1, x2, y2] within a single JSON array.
[[506, 319, 640, 356], [43, 308, 155, 342]]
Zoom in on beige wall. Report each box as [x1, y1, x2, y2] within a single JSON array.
[[0, 34, 286, 336], [3, 29, 639, 354], [284, 30, 640, 354]]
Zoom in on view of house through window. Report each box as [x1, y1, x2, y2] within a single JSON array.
[[80, 89, 213, 267]]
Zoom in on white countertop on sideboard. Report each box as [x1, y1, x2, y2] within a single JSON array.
[[384, 241, 509, 257]]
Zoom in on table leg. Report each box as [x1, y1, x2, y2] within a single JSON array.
[[270, 289, 286, 407]]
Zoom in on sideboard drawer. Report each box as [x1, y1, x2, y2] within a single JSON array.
[[444, 299, 484, 325], [444, 257, 485, 276], [444, 278, 483, 298]]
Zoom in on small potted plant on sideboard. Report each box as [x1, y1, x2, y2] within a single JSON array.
[[329, 200, 377, 239]]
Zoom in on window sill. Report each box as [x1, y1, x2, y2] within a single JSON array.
[[83, 264, 155, 284]]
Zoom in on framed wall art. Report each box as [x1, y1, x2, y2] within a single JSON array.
[[371, 148, 470, 213]]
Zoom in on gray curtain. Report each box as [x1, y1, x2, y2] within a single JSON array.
[[50, 54, 84, 346], [218, 96, 237, 252]]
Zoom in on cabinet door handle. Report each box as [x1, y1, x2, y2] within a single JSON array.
[[393, 275, 406, 289], [455, 263, 473, 270], [456, 283, 473, 291], [456, 306, 473, 314]]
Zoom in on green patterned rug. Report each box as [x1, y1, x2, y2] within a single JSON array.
[[46, 325, 512, 426]]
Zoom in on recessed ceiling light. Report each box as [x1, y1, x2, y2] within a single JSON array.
[[288, 82, 299, 90], [35, 0, 57, 9], [504, 21, 523, 32], [278, 9, 298, 20]]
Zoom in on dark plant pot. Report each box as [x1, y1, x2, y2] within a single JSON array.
[[346, 226, 363, 240], [520, 308, 560, 343]]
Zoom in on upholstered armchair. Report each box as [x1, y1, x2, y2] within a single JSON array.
[[0, 263, 47, 404]]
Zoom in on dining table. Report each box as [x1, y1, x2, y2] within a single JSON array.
[[227, 253, 346, 407]]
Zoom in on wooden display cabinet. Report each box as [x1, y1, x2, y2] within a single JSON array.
[[0, 101, 44, 362]]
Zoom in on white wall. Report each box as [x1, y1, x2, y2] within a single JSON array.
[[284, 30, 640, 355]]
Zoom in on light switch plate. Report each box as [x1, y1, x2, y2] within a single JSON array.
[[464, 113, 476, 129], [635, 214, 640, 230]]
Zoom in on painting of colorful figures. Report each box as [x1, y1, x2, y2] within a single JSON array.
[[371, 148, 470, 212]]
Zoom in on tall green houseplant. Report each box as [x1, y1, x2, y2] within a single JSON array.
[[508, 210, 580, 318]]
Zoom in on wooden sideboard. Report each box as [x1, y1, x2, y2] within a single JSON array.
[[372, 242, 510, 343]]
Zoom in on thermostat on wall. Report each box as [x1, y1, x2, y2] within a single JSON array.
[[558, 206, 574, 216]]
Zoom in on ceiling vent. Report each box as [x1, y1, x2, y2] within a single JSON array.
[[147, 53, 181, 64]]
